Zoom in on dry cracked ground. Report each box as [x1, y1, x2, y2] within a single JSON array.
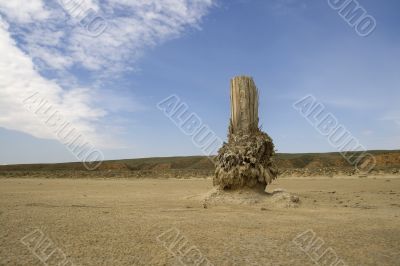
[[0, 176, 399, 265]]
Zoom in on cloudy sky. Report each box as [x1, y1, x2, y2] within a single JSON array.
[[0, 0, 399, 164]]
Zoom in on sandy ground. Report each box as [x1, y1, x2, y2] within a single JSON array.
[[0, 176, 399, 266]]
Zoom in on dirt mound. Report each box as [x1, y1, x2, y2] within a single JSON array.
[[201, 187, 300, 208]]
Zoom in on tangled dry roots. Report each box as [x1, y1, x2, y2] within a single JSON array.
[[213, 127, 278, 190]]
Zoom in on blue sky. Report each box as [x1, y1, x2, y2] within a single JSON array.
[[0, 0, 399, 164]]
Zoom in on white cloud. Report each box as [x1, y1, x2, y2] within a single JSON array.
[[0, 0, 215, 147], [0, 19, 109, 147], [0, 0, 215, 72], [382, 111, 400, 127], [0, 0, 51, 23], [321, 96, 381, 109]]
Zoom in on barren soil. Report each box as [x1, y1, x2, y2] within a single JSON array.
[[0, 176, 399, 265]]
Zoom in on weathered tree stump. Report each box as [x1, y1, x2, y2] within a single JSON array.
[[214, 76, 278, 190], [230, 76, 259, 135]]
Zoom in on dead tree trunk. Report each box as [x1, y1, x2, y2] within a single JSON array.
[[230, 76, 259, 135], [214, 76, 278, 190]]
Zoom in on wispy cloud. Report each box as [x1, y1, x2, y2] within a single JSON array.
[[0, 20, 108, 146], [320, 95, 381, 109], [2, 0, 215, 74], [382, 111, 400, 127], [0, 1, 51, 23], [0, 0, 215, 147]]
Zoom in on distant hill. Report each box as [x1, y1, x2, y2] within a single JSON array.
[[0, 150, 399, 177]]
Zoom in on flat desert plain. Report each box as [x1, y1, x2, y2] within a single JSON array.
[[0, 177, 399, 265]]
